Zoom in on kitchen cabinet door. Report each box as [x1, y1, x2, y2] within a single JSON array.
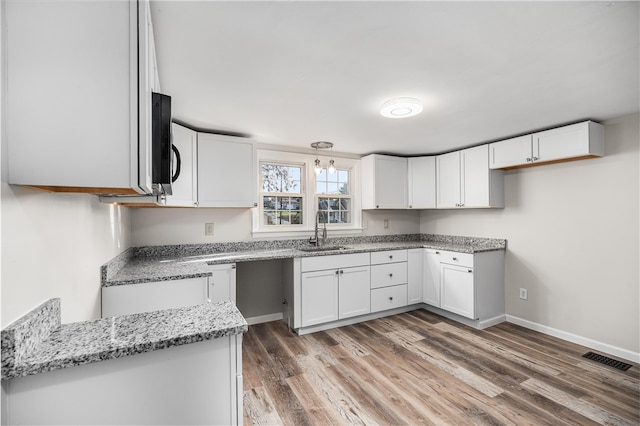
[[338, 266, 371, 319], [423, 249, 441, 307], [462, 145, 498, 208], [407, 249, 423, 304], [102, 277, 208, 318], [6, 1, 157, 194], [197, 134, 257, 208], [534, 121, 604, 164], [436, 151, 461, 208], [440, 264, 475, 320], [489, 135, 533, 169], [437, 147, 504, 208], [301, 270, 339, 327], [361, 154, 408, 209], [165, 123, 198, 207], [408, 157, 436, 209], [208, 264, 237, 303]]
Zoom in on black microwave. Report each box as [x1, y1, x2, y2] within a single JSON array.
[[151, 92, 180, 196]]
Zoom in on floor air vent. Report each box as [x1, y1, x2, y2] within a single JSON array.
[[582, 351, 632, 371]]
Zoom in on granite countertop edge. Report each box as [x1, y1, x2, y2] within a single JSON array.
[[103, 234, 507, 287]]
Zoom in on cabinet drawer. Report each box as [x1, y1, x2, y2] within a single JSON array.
[[370, 249, 407, 265], [370, 262, 407, 289], [440, 251, 473, 268], [371, 284, 408, 313], [301, 252, 370, 272]]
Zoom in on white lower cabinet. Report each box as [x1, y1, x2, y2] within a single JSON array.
[[440, 263, 475, 319], [102, 264, 236, 318], [300, 269, 339, 327], [293, 247, 504, 332], [338, 266, 372, 319], [300, 263, 371, 327], [5, 335, 243, 425], [407, 248, 424, 304], [208, 263, 237, 303], [422, 249, 441, 307], [423, 249, 504, 324]]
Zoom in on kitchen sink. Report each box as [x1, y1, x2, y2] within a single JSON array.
[[298, 245, 348, 252]]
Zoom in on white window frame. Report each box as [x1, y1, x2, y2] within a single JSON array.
[[252, 149, 362, 238]]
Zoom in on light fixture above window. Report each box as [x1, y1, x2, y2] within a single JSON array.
[[311, 141, 336, 174], [380, 97, 423, 118]]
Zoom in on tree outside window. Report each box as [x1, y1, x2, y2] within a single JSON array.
[[261, 163, 303, 225]]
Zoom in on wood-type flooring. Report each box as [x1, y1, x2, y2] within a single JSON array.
[[242, 309, 639, 426]]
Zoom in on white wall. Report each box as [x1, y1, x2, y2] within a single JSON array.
[[130, 207, 420, 246], [0, 186, 131, 326], [420, 114, 639, 354]]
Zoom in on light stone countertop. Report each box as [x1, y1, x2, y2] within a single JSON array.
[[1, 299, 247, 380], [103, 234, 507, 287]]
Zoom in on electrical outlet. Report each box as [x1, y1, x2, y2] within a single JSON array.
[[383, 219, 389, 229], [519, 288, 528, 300], [205, 223, 214, 236]]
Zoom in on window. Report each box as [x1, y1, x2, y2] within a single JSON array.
[[253, 149, 361, 235], [260, 163, 303, 226], [315, 168, 351, 224]]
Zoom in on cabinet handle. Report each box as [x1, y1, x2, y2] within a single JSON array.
[[409, 205, 412, 208], [376, 205, 380, 208], [468, 269, 472, 273], [253, 202, 258, 207], [389, 297, 393, 301], [335, 270, 340, 275], [532, 156, 539, 161], [340, 270, 344, 275], [389, 273, 393, 278], [453, 257, 458, 261], [389, 255, 393, 259], [435, 251, 440, 254], [526, 157, 532, 162]]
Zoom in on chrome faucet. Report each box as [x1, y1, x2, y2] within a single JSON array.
[[309, 210, 328, 247]]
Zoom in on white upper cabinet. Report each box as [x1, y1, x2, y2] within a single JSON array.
[[489, 121, 604, 170], [408, 157, 436, 209], [197, 134, 257, 208], [435, 151, 461, 209], [437, 145, 504, 209], [361, 154, 408, 209], [6, 1, 157, 194], [165, 124, 198, 207], [488, 135, 532, 169]]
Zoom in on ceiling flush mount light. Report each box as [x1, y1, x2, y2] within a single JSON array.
[[310, 141, 335, 174], [380, 97, 423, 118]]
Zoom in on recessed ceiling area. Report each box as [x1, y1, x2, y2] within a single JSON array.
[[150, 1, 639, 156]]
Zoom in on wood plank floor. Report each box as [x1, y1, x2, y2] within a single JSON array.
[[242, 309, 639, 426]]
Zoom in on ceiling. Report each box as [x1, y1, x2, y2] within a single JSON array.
[[150, 1, 639, 157]]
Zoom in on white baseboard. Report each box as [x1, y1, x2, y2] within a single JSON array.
[[422, 305, 505, 330], [506, 315, 639, 364], [245, 312, 283, 325]]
